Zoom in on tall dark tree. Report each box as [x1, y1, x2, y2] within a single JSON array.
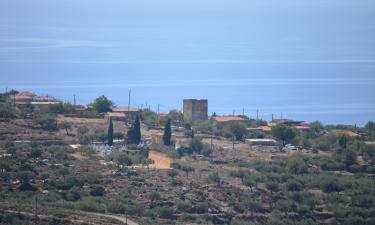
[[127, 115, 141, 144], [163, 118, 172, 146], [365, 121, 375, 140], [108, 118, 114, 146]]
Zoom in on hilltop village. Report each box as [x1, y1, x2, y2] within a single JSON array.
[[1, 90, 375, 225]]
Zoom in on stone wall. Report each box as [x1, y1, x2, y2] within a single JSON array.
[[183, 99, 208, 121]]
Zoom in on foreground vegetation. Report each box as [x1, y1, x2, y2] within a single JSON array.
[[1, 91, 375, 224]]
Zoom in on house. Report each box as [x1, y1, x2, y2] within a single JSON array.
[[150, 132, 176, 145], [294, 125, 310, 132], [329, 130, 360, 137], [246, 138, 279, 146], [105, 112, 127, 121], [13, 92, 36, 105], [148, 151, 173, 169], [112, 107, 139, 113], [111, 107, 139, 119], [34, 95, 56, 102], [247, 126, 272, 133], [212, 116, 245, 128], [269, 119, 304, 126]]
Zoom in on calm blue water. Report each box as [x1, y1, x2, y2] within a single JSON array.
[[1, 0, 375, 125]]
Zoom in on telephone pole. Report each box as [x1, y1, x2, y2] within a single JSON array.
[[256, 109, 259, 120], [157, 104, 160, 125], [128, 89, 131, 112], [73, 94, 76, 105]]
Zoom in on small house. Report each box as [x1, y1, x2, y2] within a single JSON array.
[[246, 138, 279, 146], [212, 116, 245, 128]]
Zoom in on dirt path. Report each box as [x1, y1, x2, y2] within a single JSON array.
[[2, 206, 139, 225], [85, 212, 139, 225]]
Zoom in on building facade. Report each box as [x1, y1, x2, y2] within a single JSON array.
[[183, 99, 208, 121]]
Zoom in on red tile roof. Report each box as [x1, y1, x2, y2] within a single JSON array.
[[258, 126, 272, 132], [294, 125, 310, 130], [212, 116, 245, 123], [16, 92, 35, 97]]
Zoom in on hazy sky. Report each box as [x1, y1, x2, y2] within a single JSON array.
[[1, 0, 375, 124]]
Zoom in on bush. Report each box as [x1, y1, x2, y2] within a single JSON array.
[[286, 154, 308, 175], [195, 202, 209, 214], [286, 179, 304, 192], [0, 104, 16, 118], [190, 138, 204, 154], [29, 148, 43, 158], [35, 113, 58, 131], [265, 181, 279, 193], [90, 185, 105, 196], [76, 198, 106, 213], [149, 191, 161, 201], [177, 200, 192, 212], [167, 169, 178, 178], [156, 206, 174, 219], [62, 187, 81, 201], [107, 202, 126, 214], [320, 179, 342, 193]]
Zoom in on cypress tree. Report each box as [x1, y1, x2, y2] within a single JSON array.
[[127, 115, 141, 144], [134, 115, 141, 144], [107, 118, 113, 146], [163, 118, 172, 146]]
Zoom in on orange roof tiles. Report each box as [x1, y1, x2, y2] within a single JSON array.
[[294, 125, 310, 130], [258, 126, 272, 132]]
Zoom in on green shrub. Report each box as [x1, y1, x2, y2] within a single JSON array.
[[286, 179, 304, 192], [177, 200, 192, 212], [107, 202, 126, 214], [148, 191, 161, 201], [90, 185, 105, 196], [156, 206, 174, 219]]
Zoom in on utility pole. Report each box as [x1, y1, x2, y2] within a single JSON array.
[[281, 112, 283, 120], [157, 104, 160, 125], [73, 94, 76, 105], [232, 136, 236, 160], [256, 109, 259, 120], [233, 110, 235, 116], [128, 89, 131, 112], [242, 108, 245, 116], [34, 193, 38, 225]]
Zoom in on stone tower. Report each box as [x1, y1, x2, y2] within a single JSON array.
[[183, 99, 208, 121]]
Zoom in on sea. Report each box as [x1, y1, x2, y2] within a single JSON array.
[[1, 0, 375, 126]]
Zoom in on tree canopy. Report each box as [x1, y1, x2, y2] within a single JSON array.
[[92, 95, 113, 113], [272, 124, 297, 145]]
